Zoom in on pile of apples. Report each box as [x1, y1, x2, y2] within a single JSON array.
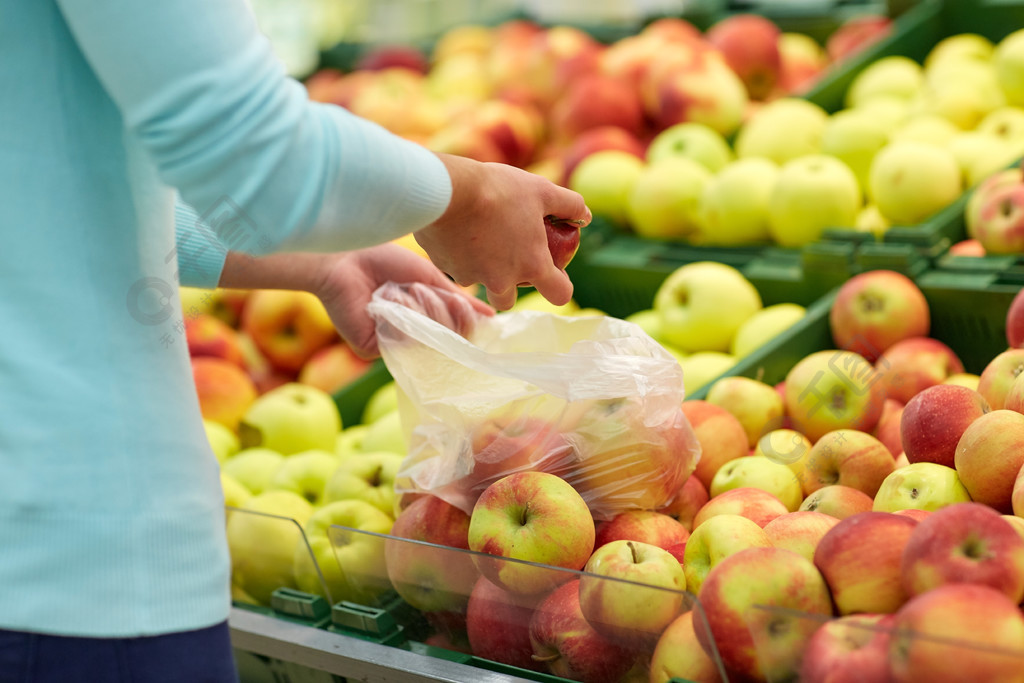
[[572, 25, 1024, 250]]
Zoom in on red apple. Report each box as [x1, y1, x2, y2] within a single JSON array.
[[979, 348, 1024, 409], [1014, 462, 1024, 517], [657, 475, 710, 532], [593, 510, 689, 551], [297, 342, 372, 395], [528, 579, 637, 683], [798, 484, 875, 519], [548, 74, 646, 143], [826, 15, 893, 63], [954, 409, 1024, 512], [545, 216, 581, 271], [873, 398, 905, 457], [465, 576, 546, 671], [784, 350, 887, 441], [356, 45, 429, 73], [888, 584, 1024, 683], [893, 507, 932, 522], [970, 184, 1024, 254], [814, 511, 918, 615], [900, 502, 1024, 603], [192, 357, 258, 431], [799, 613, 896, 683], [186, 313, 245, 367], [559, 125, 647, 186], [692, 487, 790, 529], [778, 32, 828, 96], [640, 17, 703, 44], [950, 238, 986, 256], [241, 289, 338, 373], [762, 510, 841, 563], [829, 270, 930, 363], [707, 14, 782, 101], [1007, 286, 1024, 348], [798, 429, 895, 498], [900, 383, 990, 468], [681, 401, 750, 490], [876, 337, 965, 404]]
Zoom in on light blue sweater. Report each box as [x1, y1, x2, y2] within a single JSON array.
[[1, 0, 452, 637]]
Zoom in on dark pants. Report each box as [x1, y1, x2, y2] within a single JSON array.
[[0, 621, 238, 683]]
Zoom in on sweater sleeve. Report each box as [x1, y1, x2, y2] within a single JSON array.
[[54, 0, 452, 256], [174, 200, 229, 290]]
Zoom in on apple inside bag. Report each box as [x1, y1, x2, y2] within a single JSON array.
[[366, 282, 702, 521]]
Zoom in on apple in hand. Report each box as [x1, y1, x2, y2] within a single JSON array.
[[873, 462, 971, 513], [528, 579, 637, 683], [468, 471, 595, 595], [239, 383, 342, 455], [813, 511, 918, 615], [784, 350, 886, 441], [799, 429, 895, 498], [683, 513, 772, 594], [900, 502, 1024, 603], [888, 584, 1024, 683], [696, 547, 833, 683], [829, 270, 931, 362], [579, 539, 687, 645], [544, 215, 582, 271], [465, 576, 546, 672], [954, 409, 1024, 512], [593, 510, 689, 551], [799, 484, 875, 519], [901, 384, 990, 468], [762, 510, 840, 563], [649, 610, 725, 683], [799, 614, 896, 683], [692, 487, 790, 529]]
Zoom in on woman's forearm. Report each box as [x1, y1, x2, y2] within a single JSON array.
[[216, 251, 332, 294]]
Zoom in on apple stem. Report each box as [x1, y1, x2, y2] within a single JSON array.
[[627, 540, 640, 564]]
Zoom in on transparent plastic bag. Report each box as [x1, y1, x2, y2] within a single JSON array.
[[366, 282, 702, 521]]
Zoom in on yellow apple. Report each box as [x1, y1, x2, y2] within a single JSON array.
[[679, 352, 737, 397], [820, 109, 891, 197], [768, 155, 862, 247], [869, 141, 963, 225], [646, 121, 734, 173], [995, 28, 1024, 106], [730, 303, 806, 358], [626, 156, 714, 241], [845, 55, 924, 108], [204, 418, 240, 465], [699, 157, 780, 246], [735, 98, 829, 165], [568, 150, 646, 227], [222, 448, 285, 496]]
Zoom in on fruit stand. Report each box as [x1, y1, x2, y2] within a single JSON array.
[[176, 0, 1024, 680]]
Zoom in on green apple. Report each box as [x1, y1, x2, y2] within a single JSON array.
[[820, 109, 890, 197], [322, 451, 404, 516], [239, 382, 342, 455], [646, 121, 734, 173], [293, 499, 394, 605], [679, 352, 737, 397], [854, 203, 891, 239], [568, 150, 646, 227], [845, 56, 924, 108], [268, 449, 340, 505], [706, 376, 786, 448], [626, 156, 714, 242], [683, 513, 772, 595], [976, 106, 1024, 144], [227, 489, 314, 606], [335, 424, 369, 458], [578, 540, 687, 645], [918, 59, 1006, 130], [995, 28, 1024, 106], [889, 114, 961, 147], [924, 33, 995, 71], [699, 157, 780, 245], [653, 261, 762, 353], [204, 418, 240, 465], [361, 381, 399, 425], [852, 95, 912, 133], [222, 448, 285, 495], [730, 303, 806, 358], [624, 308, 663, 342], [869, 141, 962, 225], [358, 409, 408, 455], [947, 131, 1007, 185], [735, 98, 829, 165], [710, 455, 804, 512], [872, 462, 972, 513], [768, 155, 862, 247]]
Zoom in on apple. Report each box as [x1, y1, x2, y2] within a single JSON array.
[[682, 401, 754, 489], [735, 97, 828, 165], [925, 32, 995, 69], [799, 484, 875, 519], [322, 451, 404, 516], [970, 183, 1024, 254], [657, 475, 710, 532], [185, 313, 245, 367], [976, 106, 1024, 146], [558, 125, 646, 186], [778, 32, 828, 95], [768, 154, 862, 247], [297, 342, 372, 395], [755, 428, 813, 470], [821, 109, 892, 197], [354, 409, 406, 456], [955, 409, 1024, 512], [593, 510, 689, 551], [966, 167, 1023, 236], [241, 289, 338, 373], [646, 122, 734, 173], [696, 547, 833, 682], [901, 384, 990, 468], [466, 99, 545, 169], [814, 510, 918, 614], [678, 352, 737, 397], [625, 156, 714, 241], [873, 462, 971, 513], [828, 14, 892, 63], [979, 348, 1024, 409], [683, 513, 772, 595], [239, 383, 342, 454], [468, 471, 595, 595], [799, 613, 896, 683], [222, 448, 285, 495], [731, 303, 805, 359], [221, 471, 251, 514], [293, 499, 394, 605], [465, 576, 545, 672], [945, 372, 982, 390], [706, 376, 785, 449], [845, 55, 923, 108], [426, 121, 506, 164], [1006, 287, 1024, 349], [784, 350, 886, 441], [996, 28, 1024, 106], [268, 449, 339, 505], [900, 502, 1024, 603], [549, 73, 645, 143], [800, 429, 895, 499], [893, 507, 931, 522], [335, 425, 368, 459], [888, 584, 1024, 683], [384, 494, 478, 616], [873, 398, 905, 457], [699, 157, 780, 247], [579, 539, 687, 644], [876, 336, 964, 404], [356, 44, 428, 73], [762, 510, 840, 563], [226, 489, 314, 606], [654, 262, 762, 353], [707, 13, 782, 101], [204, 418, 240, 465], [543, 215, 582, 272], [191, 357, 258, 432], [361, 381, 398, 425], [692, 486, 790, 530], [1014, 460, 1024, 517], [528, 579, 637, 683], [710, 455, 803, 512], [869, 141, 963, 225], [649, 610, 725, 683], [567, 150, 645, 227], [829, 269, 931, 362]]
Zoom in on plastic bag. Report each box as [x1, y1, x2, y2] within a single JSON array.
[[366, 282, 702, 521]]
